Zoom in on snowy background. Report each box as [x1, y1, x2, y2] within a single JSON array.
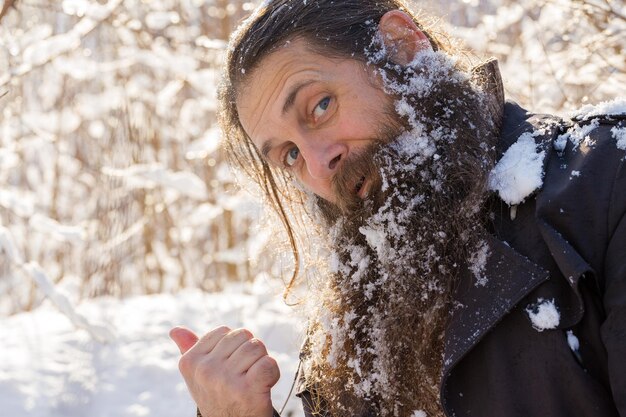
[[0, 0, 624, 416], [1, 278, 304, 417]]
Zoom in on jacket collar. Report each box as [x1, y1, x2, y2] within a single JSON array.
[[471, 58, 505, 135], [440, 62, 587, 382], [442, 59, 548, 374], [441, 59, 556, 380], [441, 233, 550, 376]]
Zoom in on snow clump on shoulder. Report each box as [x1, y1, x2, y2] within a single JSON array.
[[556, 98, 626, 153], [488, 131, 546, 205], [572, 98, 626, 121], [556, 118, 600, 152]]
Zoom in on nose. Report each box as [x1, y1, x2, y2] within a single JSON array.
[[300, 141, 347, 180]]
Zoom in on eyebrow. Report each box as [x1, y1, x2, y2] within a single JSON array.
[[259, 79, 317, 161], [282, 79, 316, 115]]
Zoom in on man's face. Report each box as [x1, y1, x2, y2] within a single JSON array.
[[236, 39, 396, 207]]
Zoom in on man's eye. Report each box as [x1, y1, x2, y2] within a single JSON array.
[[313, 97, 331, 120], [284, 146, 300, 167]]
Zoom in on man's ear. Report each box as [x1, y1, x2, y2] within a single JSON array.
[[378, 10, 432, 65]]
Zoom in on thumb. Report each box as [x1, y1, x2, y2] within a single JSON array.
[[169, 326, 199, 354]]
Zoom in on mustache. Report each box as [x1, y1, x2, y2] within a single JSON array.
[[331, 144, 380, 213], [330, 123, 403, 215]]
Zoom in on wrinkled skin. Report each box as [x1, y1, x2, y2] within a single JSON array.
[[170, 326, 280, 417]]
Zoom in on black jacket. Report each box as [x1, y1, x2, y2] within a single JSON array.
[[295, 66, 626, 416], [439, 100, 626, 417]]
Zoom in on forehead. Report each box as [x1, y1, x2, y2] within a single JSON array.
[[235, 39, 368, 143], [237, 40, 320, 112], [236, 40, 325, 122]]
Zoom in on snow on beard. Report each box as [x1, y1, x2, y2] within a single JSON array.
[[303, 49, 496, 417]]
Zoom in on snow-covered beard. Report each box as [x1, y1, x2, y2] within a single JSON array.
[[302, 50, 501, 417]]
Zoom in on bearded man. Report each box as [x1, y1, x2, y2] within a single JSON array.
[[169, 1, 626, 417]]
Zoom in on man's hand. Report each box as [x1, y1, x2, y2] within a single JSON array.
[[170, 326, 280, 417]]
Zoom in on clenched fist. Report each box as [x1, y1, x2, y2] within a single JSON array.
[[170, 326, 280, 417]]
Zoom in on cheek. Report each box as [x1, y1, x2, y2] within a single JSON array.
[[341, 92, 392, 135], [337, 106, 380, 139]]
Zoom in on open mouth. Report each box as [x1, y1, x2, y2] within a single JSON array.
[[354, 176, 367, 198]]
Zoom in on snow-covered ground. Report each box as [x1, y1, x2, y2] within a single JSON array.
[[0, 278, 305, 417]]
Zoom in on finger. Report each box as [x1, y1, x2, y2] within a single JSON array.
[[211, 328, 255, 359], [227, 338, 269, 374], [177, 326, 232, 377], [169, 327, 199, 354], [246, 355, 280, 390], [189, 325, 232, 355]]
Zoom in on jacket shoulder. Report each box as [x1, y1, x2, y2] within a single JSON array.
[[554, 99, 626, 156], [570, 99, 626, 124], [535, 100, 626, 284]]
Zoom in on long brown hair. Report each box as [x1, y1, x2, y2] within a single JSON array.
[[218, 0, 463, 296]]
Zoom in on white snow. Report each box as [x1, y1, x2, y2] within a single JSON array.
[[612, 126, 626, 150], [0, 187, 36, 218], [25, 262, 114, 343], [0, 281, 304, 417], [469, 240, 490, 287], [359, 225, 389, 261], [566, 330, 580, 352], [29, 213, 87, 243], [195, 36, 228, 50], [102, 164, 209, 201], [560, 99, 626, 154], [0, 224, 24, 263], [526, 298, 560, 331], [488, 132, 546, 205], [19, 0, 122, 71], [62, 0, 90, 17], [185, 126, 223, 160], [557, 118, 599, 151], [553, 134, 568, 153], [21, 109, 81, 135], [572, 98, 626, 121], [145, 11, 181, 31]]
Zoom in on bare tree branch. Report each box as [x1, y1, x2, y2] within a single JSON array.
[[0, 0, 123, 89]]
